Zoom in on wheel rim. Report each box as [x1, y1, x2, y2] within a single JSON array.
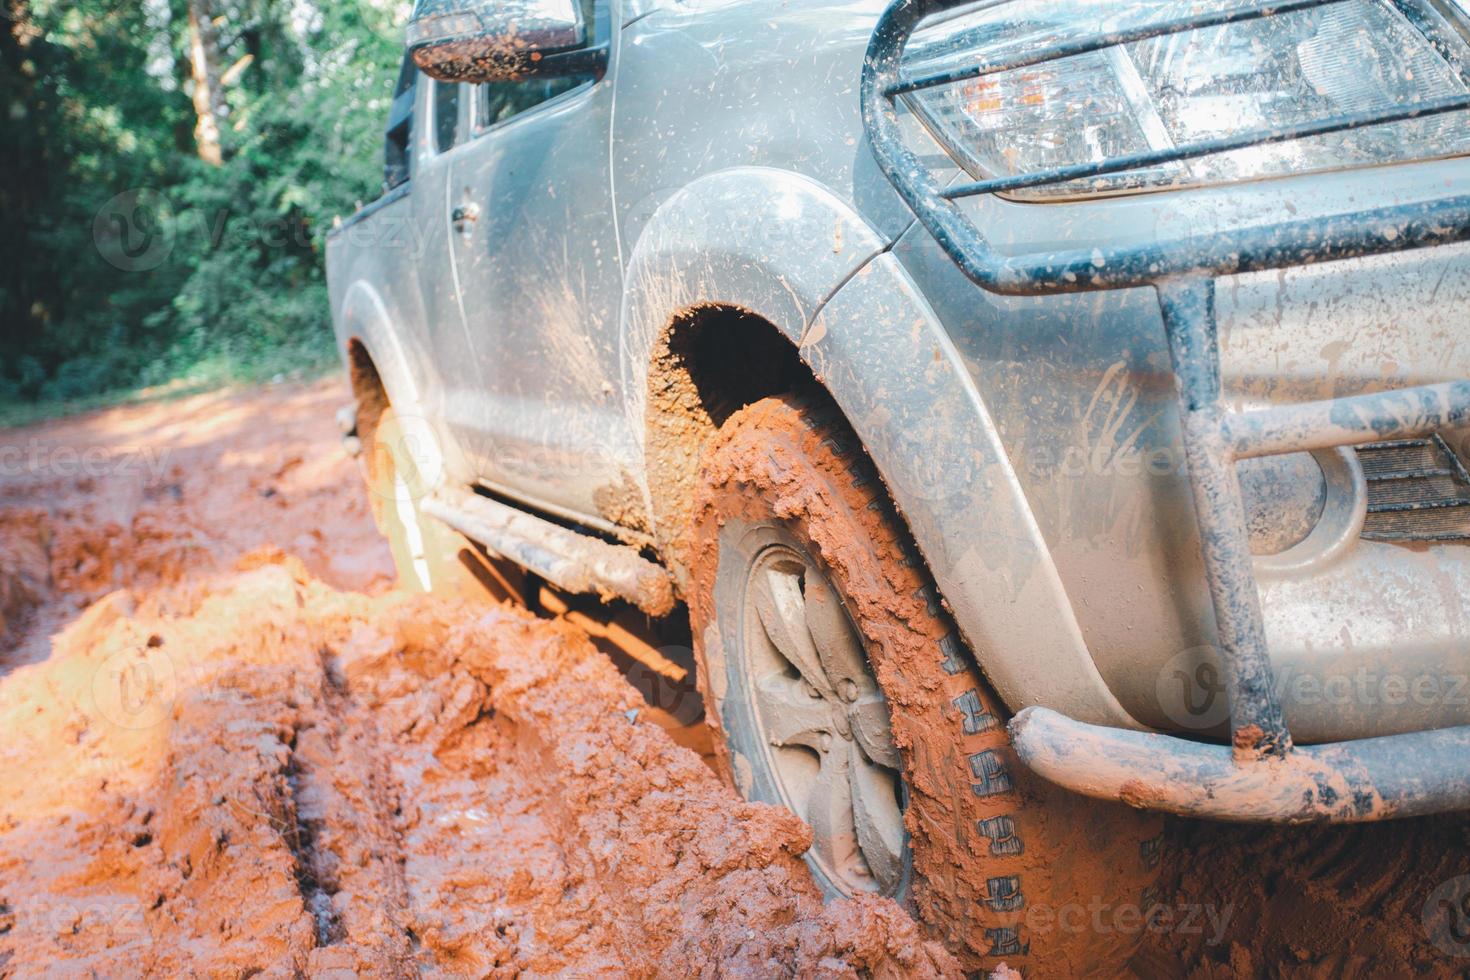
[[739, 544, 907, 896]]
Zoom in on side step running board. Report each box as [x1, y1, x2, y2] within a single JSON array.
[[422, 489, 676, 617]]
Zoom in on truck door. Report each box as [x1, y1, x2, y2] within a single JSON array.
[[410, 75, 495, 472], [443, 38, 639, 533]]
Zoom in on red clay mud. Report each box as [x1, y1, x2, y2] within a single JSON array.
[[0, 382, 954, 976], [0, 379, 1465, 977]]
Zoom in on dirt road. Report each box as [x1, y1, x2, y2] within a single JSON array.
[[1, 379, 1466, 976]]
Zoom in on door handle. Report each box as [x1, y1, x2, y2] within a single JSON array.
[[451, 201, 480, 232]]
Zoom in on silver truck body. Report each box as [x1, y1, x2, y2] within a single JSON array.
[[328, 0, 1470, 749]]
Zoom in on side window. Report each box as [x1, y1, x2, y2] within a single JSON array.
[[384, 55, 417, 190], [434, 80, 463, 154], [475, 78, 584, 132]]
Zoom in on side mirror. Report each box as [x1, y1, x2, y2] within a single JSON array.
[[407, 0, 606, 84]]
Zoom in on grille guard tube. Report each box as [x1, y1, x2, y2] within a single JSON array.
[[1011, 707, 1470, 824]]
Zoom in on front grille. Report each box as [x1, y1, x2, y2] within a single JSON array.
[[1358, 435, 1470, 541]]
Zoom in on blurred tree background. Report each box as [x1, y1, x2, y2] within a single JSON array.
[[0, 0, 407, 411]]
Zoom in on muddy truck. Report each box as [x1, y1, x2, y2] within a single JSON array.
[[326, 0, 1470, 971]]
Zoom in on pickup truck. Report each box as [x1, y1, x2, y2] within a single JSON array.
[[327, 0, 1470, 971]]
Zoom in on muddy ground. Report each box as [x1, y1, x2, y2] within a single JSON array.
[[0, 379, 1467, 977]]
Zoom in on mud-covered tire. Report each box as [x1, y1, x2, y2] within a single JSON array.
[[363, 406, 524, 602], [687, 395, 1164, 975]]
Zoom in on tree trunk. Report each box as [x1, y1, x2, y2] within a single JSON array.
[[186, 0, 224, 165]]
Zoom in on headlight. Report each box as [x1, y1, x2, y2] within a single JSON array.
[[903, 0, 1470, 199]]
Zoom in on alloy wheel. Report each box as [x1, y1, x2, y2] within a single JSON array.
[[739, 544, 907, 896]]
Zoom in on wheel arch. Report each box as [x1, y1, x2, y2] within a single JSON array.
[[621, 167, 888, 589], [624, 168, 1137, 726], [335, 278, 425, 421], [334, 278, 462, 488]]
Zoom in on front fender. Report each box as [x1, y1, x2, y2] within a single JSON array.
[[804, 254, 1138, 728]]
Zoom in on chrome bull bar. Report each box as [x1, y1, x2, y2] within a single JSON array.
[[861, 0, 1470, 821]]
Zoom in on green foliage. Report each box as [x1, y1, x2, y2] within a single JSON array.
[[0, 0, 406, 412]]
